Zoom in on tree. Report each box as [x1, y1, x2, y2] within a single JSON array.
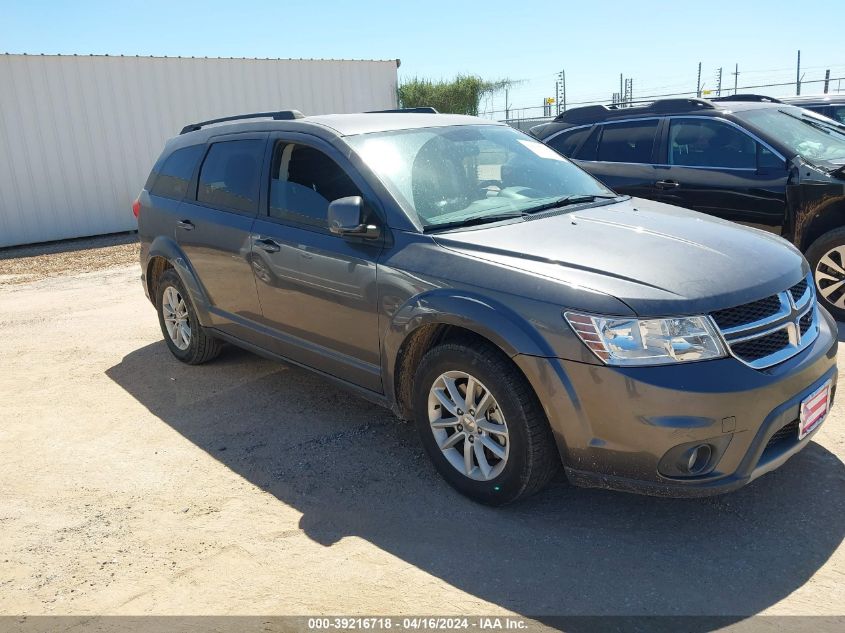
[[397, 75, 511, 116]]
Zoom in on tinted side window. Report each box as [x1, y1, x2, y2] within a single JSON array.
[[668, 119, 756, 169], [546, 127, 589, 157], [150, 145, 204, 200], [269, 142, 362, 230], [197, 139, 265, 213], [831, 106, 845, 124], [597, 120, 659, 163]]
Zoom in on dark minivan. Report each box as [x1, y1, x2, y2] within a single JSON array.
[[136, 110, 837, 505], [531, 98, 845, 320]]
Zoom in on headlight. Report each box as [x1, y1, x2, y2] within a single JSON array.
[[564, 312, 727, 366]]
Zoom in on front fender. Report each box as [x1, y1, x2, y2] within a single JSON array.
[[382, 289, 560, 409], [146, 235, 212, 326]]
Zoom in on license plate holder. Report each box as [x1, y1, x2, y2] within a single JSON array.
[[799, 380, 832, 440]]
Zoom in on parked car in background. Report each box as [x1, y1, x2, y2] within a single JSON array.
[[530, 98, 845, 320], [136, 109, 836, 505], [781, 94, 845, 124]]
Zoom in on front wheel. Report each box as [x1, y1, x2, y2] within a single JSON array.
[[806, 228, 845, 322], [412, 341, 560, 505]]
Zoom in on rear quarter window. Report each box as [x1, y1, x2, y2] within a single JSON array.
[[546, 127, 590, 157], [149, 145, 204, 200]]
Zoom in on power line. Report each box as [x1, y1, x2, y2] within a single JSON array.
[[491, 75, 845, 119]]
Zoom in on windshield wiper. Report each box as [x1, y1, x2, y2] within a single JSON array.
[[424, 211, 528, 233], [519, 194, 619, 216]]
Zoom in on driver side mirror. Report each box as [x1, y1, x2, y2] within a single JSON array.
[[328, 196, 379, 239]]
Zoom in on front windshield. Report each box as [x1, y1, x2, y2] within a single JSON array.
[[734, 106, 845, 163], [346, 124, 614, 229]]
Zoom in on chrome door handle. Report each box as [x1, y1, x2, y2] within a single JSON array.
[[176, 220, 195, 230], [255, 238, 281, 253], [655, 180, 680, 190]]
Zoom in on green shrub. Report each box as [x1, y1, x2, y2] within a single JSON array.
[[398, 75, 511, 116]]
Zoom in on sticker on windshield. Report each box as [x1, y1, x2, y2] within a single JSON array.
[[518, 139, 566, 161]]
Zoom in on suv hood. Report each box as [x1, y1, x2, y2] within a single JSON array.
[[433, 198, 807, 317]]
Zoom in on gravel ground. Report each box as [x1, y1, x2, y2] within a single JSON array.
[[0, 233, 138, 286], [0, 246, 843, 626]]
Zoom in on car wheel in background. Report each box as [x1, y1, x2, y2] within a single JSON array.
[[156, 269, 222, 364], [807, 227, 845, 322], [412, 340, 560, 505]]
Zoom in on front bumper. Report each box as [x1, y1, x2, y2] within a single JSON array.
[[514, 306, 839, 497]]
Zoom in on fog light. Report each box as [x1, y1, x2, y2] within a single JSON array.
[[686, 444, 712, 474]]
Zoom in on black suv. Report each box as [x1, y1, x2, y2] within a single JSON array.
[[530, 98, 845, 320], [136, 110, 837, 504]]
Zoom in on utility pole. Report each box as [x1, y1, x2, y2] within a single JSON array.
[[796, 50, 801, 95], [824, 69, 831, 94], [557, 69, 566, 113], [620, 74, 624, 106], [555, 80, 560, 116], [732, 63, 739, 95], [716, 67, 723, 97], [696, 62, 702, 98], [505, 88, 510, 120]]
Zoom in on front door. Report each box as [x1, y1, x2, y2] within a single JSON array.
[[655, 117, 788, 231], [250, 136, 384, 392]]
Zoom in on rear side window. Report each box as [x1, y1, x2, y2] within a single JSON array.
[[597, 120, 659, 163], [197, 139, 265, 213], [668, 119, 756, 169], [546, 127, 590, 157], [268, 142, 362, 230], [149, 145, 204, 200]]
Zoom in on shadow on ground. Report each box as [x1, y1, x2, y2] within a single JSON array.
[[106, 342, 845, 627]]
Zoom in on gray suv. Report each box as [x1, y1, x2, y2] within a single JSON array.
[[135, 110, 837, 505]]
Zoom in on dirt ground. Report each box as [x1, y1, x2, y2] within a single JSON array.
[[0, 239, 843, 624]]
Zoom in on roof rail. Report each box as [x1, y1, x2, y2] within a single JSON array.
[[180, 110, 305, 134], [554, 98, 716, 124], [711, 94, 783, 103], [366, 107, 440, 114]]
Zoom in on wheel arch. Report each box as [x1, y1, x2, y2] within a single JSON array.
[[384, 291, 556, 419], [145, 235, 212, 325], [796, 192, 845, 253]]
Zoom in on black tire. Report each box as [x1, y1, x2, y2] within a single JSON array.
[[155, 269, 222, 365], [806, 227, 845, 322], [412, 340, 560, 505]]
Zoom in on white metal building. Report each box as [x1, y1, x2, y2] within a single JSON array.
[[0, 54, 399, 247]]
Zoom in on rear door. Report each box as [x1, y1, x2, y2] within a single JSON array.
[[249, 134, 385, 392], [556, 119, 664, 200], [654, 117, 788, 230], [175, 133, 269, 343]]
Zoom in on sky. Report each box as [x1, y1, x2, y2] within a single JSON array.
[[2, 0, 844, 118]]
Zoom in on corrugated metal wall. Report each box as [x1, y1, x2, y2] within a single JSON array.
[[0, 54, 398, 247]]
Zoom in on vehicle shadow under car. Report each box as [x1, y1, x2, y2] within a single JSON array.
[[106, 342, 845, 627]]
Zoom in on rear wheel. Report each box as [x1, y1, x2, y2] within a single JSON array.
[[807, 228, 845, 321], [412, 341, 560, 505], [156, 269, 222, 364]]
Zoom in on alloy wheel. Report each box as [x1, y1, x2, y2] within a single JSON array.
[[162, 286, 191, 350], [814, 246, 845, 309], [427, 370, 509, 481]]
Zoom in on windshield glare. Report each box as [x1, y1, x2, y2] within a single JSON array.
[[735, 106, 845, 163], [347, 125, 614, 228]]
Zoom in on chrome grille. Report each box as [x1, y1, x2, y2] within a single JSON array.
[[710, 275, 819, 369]]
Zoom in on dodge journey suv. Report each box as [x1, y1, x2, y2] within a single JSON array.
[[135, 110, 837, 505]]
